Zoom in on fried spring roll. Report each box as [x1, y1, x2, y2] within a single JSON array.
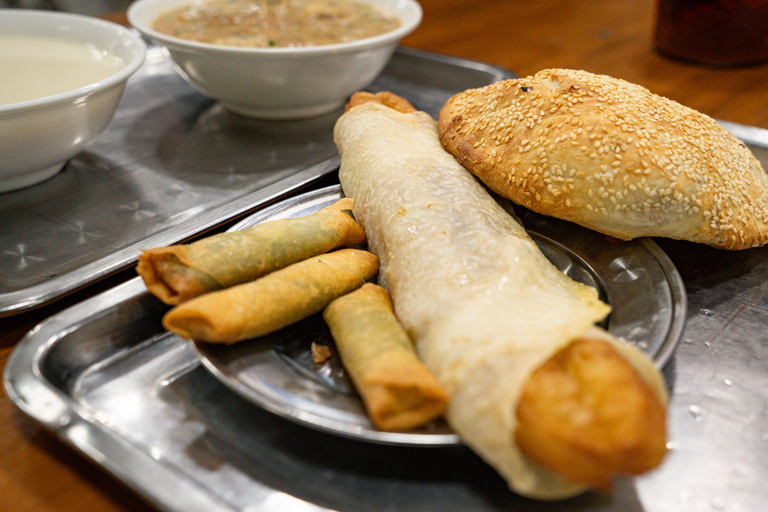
[[323, 283, 449, 432], [163, 248, 378, 343], [138, 198, 366, 305]]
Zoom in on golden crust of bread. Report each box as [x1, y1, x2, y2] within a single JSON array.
[[438, 68, 768, 250]]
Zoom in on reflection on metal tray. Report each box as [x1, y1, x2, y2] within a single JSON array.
[[191, 185, 685, 447], [0, 45, 515, 317], [6, 169, 768, 511]]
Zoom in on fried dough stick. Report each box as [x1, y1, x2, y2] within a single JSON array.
[[323, 283, 448, 431], [515, 332, 667, 490], [163, 248, 378, 343], [138, 198, 365, 305]]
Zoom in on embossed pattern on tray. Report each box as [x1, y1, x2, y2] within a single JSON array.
[[0, 45, 514, 316]]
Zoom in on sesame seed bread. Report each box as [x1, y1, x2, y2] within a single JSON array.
[[438, 69, 768, 250]]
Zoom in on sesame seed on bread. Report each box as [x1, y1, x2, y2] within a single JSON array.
[[438, 69, 768, 250]]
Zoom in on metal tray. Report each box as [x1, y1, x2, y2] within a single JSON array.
[[6, 153, 768, 511], [0, 44, 514, 317], [6, 64, 768, 512], [191, 185, 685, 448]]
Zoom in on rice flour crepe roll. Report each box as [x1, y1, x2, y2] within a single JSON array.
[[163, 248, 378, 344], [138, 198, 365, 304], [334, 92, 667, 499], [323, 283, 448, 432]]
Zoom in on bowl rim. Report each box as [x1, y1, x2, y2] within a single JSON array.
[[0, 9, 147, 116], [127, 0, 422, 56]]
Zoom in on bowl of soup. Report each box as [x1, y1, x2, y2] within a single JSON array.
[[0, 10, 146, 193], [127, 0, 422, 119]]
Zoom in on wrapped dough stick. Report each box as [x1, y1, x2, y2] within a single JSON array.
[[334, 92, 667, 499], [163, 248, 378, 343], [323, 283, 449, 432], [137, 198, 366, 305]]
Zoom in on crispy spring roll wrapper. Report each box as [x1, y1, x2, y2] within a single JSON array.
[[334, 93, 668, 500], [162, 248, 378, 344], [137, 198, 366, 305], [323, 283, 449, 432]]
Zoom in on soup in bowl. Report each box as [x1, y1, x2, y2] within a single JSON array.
[[128, 0, 422, 119], [0, 10, 146, 192]]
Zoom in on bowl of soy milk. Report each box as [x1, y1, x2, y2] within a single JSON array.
[[0, 10, 146, 192]]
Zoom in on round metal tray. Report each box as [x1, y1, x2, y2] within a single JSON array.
[[192, 184, 686, 447]]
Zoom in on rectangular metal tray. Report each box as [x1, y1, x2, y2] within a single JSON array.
[[6, 124, 768, 511], [0, 45, 514, 317]]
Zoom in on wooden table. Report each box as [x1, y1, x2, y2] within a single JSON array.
[[2, 1, 767, 510]]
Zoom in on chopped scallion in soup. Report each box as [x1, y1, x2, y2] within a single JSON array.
[[152, 0, 401, 48]]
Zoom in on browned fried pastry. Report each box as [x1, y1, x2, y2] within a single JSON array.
[[438, 68, 768, 250], [311, 342, 333, 364], [345, 91, 417, 113], [162, 248, 378, 343], [515, 333, 667, 490], [137, 198, 365, 305], [323, 283, 448, 432]]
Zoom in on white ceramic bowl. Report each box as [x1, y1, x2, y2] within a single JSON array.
[[0, 10, 146, 193], [127, 0, 422, 120]]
